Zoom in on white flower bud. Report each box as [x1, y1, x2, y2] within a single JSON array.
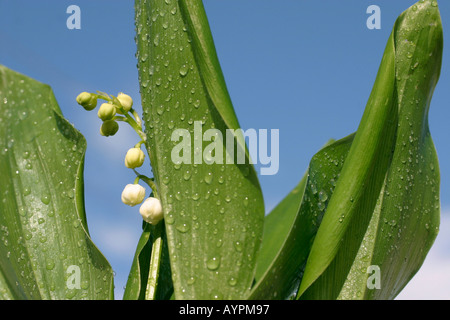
[[98, 103, 116, 121], [76, 92, 97, 111], [125, 147, 145, 169], [121, 184, 146, 207], [117, 93, 133, 112], [100, 120, 119, 137], [139, 197, 163, 224]]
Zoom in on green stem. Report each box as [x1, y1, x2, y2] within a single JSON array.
[[113, 115, 127, 122], [131, 108, 143, 128], [124, 112, 147, 142], [134, 171, 158, 198], [145, 222, 164, 300], [134, 140, 145, 148]]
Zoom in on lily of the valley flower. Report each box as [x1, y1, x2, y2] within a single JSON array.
[[139, 197, 163, 225], [121, 184, 146, 207], [125, 147, 145, 169], [98, 103, 117, 121], [76, 92, 97, 111], [117, 93, 133, 112], [100, 119, 119, 137]]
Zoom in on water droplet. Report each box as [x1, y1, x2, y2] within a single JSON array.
[[191, 193, 200, 201], [41, 194, 50, 205], [187, 276, 195, 285], [165, 214, 175, 225], [183, 170, 191, 181], [179, 64, 189, 77], [140, 53, 148, 62], [45, 259, 55, 270], [81, 280, 90, 290], [23, 187, 31, 196], [234, 241, 243, 252], [153, 34, 160, 46], [317, 202, 325, 211], [318, 190, 328, 202], [18, 111, 28, 120], [204, 172, 213, 184], [228, 277, 237, 287], [243, 197, 249, 207], [211, 292, 222, 300], [206, 257, 220, 271], [157, 105, 164, 115], [176, 223, 189, 233], [24, 232, 32, 240]]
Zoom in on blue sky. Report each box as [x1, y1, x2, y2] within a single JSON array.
[[1, 0, 449, 299]]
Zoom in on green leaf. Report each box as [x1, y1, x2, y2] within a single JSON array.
[[297, 0, 442, 299], [251, 139, 335, 298], [123, 222, 173, 300], [135, 0, 265, 299], [254, 173, 307, 283], [249, 136, 353, 299], [0, 65, 114, 299]]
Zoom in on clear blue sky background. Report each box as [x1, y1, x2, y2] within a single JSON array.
[[1, 0, 449, 299]]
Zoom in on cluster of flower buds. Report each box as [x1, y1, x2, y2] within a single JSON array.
[[76, 90, 163, 225], [75, 92, 136, 137]]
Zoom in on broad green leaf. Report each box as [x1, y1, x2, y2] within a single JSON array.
[[339, 0, 442, 300], [123, 222, 173, 300], [254, 173, 307, 282], [298, 0, 442, 299], [135, 0, 264, 299], [249, 135, 354, 299], [0, 65, 114, 299], [252, 139, 335, 293]]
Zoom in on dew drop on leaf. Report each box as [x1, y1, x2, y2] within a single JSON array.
[[179, 64, 189, 77], [206, 257, 220, 271]]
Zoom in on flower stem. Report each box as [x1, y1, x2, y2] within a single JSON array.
[[134, 171, 158, 198], [145, 222, 164, 300]]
